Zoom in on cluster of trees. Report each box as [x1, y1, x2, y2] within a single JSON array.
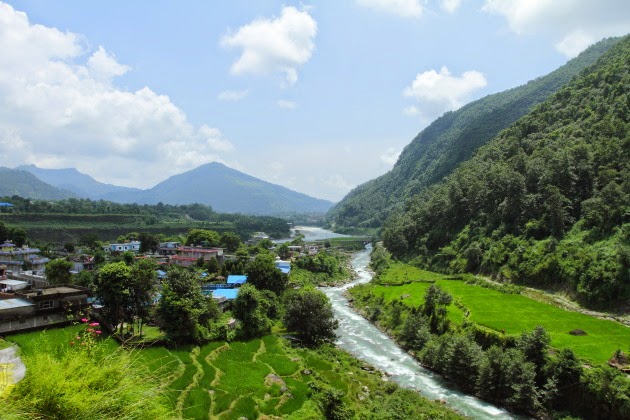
[[351, 282, 630, 418], [0, 220, 27, 247], [382, 36, 630, 307], [326, 38, 619, 231]]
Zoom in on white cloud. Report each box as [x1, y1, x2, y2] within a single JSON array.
[[441, 0, 462, 13], [220, 6, 317, 86], [323, 174, 353, 192], [380, 147, 401, 166], [482, 0, 630, 57], [87, 46, 130, 83], [0, 2, 232, 188], [276, 99, 297, 109], [217, 89, 249, 101], [403, 66, 487, 119], [356, 0, 424, 18]]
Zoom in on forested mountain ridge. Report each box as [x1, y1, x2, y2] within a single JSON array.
[[0, 167, 77, 200], [383, 35, 630, 307], [16, 164, 143, 199], [326, 37, 620, 230], [10, 162, 333, 216]]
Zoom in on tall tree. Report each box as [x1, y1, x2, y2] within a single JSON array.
[[246, 253, 288, 295], [283, 288, 338, 346], [96, 262, 132, 334], [155, 269, 220, 344], [45, 258, 74, 285]]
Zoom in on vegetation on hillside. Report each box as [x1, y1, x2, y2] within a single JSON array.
[[349, 247, 630, 418], [0, 196, 291, 244], [382, 35, 630, 307], [326, 37, 619, 230]]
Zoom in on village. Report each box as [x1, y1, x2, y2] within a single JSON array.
[[0, 230, 332, 336]]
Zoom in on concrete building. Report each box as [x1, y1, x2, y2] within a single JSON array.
[[0, 285, 90, 334]]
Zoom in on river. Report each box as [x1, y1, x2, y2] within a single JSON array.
[[321, 245, 517, 419]]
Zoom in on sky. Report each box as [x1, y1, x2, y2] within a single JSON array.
[[0, 1, 628, 202]]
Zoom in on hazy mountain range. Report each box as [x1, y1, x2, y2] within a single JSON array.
[[5, 163, 333, 215]]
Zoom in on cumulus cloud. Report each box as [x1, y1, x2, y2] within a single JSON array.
[[356, 0, 424, 18], [276, 99, 297, 109], [217, 89, 249, 101], [482, 0, 630, 57], [403, 66, 487, 120], [220, 6, 317, 86], [0, 2, 232, 188], [441, 0, 462, 13]]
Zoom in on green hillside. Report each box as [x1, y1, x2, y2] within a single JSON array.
[[383, 35, 630, 307], [326, 37, 619, 230], [0, 167, 76, 200]]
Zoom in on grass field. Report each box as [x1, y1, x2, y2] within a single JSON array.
[[5, 325, 461, 419], [362, 262, 630, 365]]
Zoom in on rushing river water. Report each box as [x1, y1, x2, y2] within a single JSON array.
[[321, 245, 518, 419]]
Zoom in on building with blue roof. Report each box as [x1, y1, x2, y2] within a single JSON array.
[[275, 260, 291, 274], [211, 289, 239, 300], [227, 275, 247, 285]]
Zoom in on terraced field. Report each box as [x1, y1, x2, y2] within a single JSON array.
[[357, 262, 630, 365], [138, 336, 352, 419]]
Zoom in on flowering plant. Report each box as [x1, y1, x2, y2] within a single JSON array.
[[69, 318, 102, 354]]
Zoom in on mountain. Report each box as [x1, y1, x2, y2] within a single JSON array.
[[326, 37, 620, 230], [127, 162, 334, 215], [16, 164, 143, 200], [382, 35, 630, 306], [0, 167, 76, 200], [17, 162, 333, 215]]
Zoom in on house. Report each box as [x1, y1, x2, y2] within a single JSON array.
[[169, 246, 223, 268], [250, 232, 269, 244], [71, 255, 95, 273], [158, 241, 181, 256], [0, 241, 49, 275], [0, 280, 28, 293], [0, 285, 90, 334], [226, 275, 247, 285], [108, 241, 141, 253], [275, 260, 291, 274]]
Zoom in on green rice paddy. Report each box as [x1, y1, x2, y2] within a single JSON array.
[[363, 263, 630, 365]]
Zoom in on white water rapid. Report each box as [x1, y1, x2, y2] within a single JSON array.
[[321, 245, 519, 419]]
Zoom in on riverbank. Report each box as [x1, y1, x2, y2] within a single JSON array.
[[321, 247, 515, 419]]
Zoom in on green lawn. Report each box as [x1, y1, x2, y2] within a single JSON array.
[[365, 263, 630, 365]]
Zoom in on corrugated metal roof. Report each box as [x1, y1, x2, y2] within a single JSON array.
[[227, 275, 247, 284], [211, 289, 239, 300], [0, 298, 34, 310]]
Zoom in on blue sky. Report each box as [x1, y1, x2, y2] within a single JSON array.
[[1, 1, 628, 201]]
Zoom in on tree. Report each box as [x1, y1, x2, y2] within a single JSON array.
[[129, 259, 158, 335], [138, 232, 159, 254], [220, 232, 241, 252], [232, 284, 273, 339], [422, 285, 452, 334], [63, 242, 75, 253], [277, 242, 290, 260], [185, 229, 220, 247], [517, 325, 551, 386], [45, 259, 74, 285], [155, 269, 220, 344], [96, 262, 133, 334], [283, 288, 338, 346], [247, 253, 288, 295], [11, 228, 27, 247]]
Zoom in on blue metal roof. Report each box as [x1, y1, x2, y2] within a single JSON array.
[[0, 202, 13, 207], [211, 289, 239, 300], [227, 275, 247, 284], [0, 298, 34, 310]]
